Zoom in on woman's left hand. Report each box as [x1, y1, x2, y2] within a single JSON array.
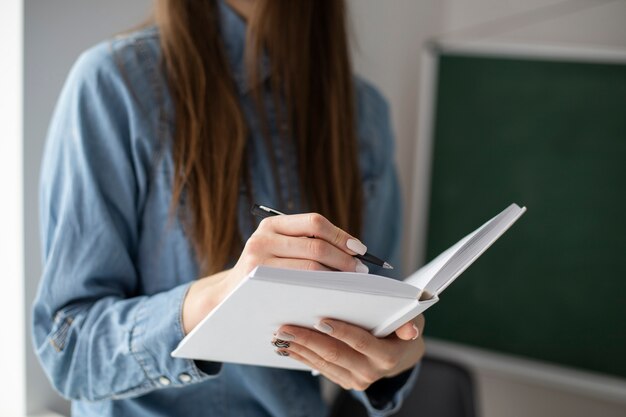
[[272, 315, 425, 391]]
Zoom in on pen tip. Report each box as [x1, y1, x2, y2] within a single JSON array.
[[383, 262, 394, 270]]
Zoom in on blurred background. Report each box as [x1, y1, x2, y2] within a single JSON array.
[[1, 0, 625, 416]]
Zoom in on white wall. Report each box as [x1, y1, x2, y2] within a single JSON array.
[[0, 1, 25, 416]]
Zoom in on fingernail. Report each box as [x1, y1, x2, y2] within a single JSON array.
[[275, 350, 290, 357], [346, 238, 367, 255], [275, 331, 295, 341], [272, 339, 290, 349], [355, 259, 369, 274], [411, 324, 420, 340], [314, 321, 333, 334]]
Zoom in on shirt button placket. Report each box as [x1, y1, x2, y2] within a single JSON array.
[[178, 373, 192, 383]]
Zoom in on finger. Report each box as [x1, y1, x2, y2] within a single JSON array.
[[395, 322, 419, 341], [267, 234, 366, 273], [261, 257, 332, 272], [395, 314, 425, 341], [277, 343, 373, 391], [282, 342, 354, 381], [312, 319, 387, 359], [275, 349, 354, 390], [278, 325, 371, 374], [259, 213, 367, 255]]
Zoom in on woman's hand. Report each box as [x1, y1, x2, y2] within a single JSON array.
[[183, 213, 370, 334], [272, 315, 426, 391]]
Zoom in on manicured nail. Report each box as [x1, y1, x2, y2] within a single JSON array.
[[346, 238, 367, 255], [275, 350, 290, 357], [272, 339, 290, 349], [355, 259, 369, 274], [314, 321, 333, 334], [275, 331, 295, 341], [411, 324, 420, 340]]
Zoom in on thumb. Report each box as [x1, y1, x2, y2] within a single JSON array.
[[395, 321, 419, 341]]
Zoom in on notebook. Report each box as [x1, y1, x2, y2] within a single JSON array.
[[172, 203, 526, 370]]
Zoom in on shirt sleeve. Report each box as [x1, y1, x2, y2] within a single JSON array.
[[352, 365, 421, 417], [32, 43, 220, 402], [351, 79, 421, 415]]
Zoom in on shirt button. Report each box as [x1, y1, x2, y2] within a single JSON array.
[[178, 373, 192, 383], [158, 376, 171, 386]]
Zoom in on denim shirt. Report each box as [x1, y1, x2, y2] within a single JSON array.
[[32, 2, 418, 416]]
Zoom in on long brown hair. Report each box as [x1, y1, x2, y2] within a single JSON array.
[[155, 0, 362, 275]]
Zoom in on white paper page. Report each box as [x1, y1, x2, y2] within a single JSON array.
[[404, 203, 525, 299], [424, 204, 526, 297], [404, 226, 483, 290]]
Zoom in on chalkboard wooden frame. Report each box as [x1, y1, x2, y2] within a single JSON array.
[[407, 39, 626, 390], [408, 39, 626, 274]]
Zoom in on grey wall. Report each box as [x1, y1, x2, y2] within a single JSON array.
[[24, 1, 151, 414], [23, 1, 626, 416], [24, 0, 439, 413], [348, 0, 444, 275], [440, 0, 626, 46]]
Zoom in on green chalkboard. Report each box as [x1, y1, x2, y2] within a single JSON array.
[[425, 53, 626, 378]]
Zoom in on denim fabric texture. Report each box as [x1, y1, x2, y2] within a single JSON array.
[[32, 2, 418, 416]]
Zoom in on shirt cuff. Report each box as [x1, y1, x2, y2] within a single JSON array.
[[130, 282, 222, 389], [351, 363, 421, 417]]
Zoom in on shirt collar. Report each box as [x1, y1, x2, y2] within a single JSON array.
[[217, 0, 271, 95]]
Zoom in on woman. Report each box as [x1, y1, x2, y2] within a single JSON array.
[[33, 0, 425, 416]]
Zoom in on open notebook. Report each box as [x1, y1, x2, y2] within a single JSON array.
[[172, 203, 526, 370]]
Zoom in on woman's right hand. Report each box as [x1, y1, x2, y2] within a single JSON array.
[[182, 213, 369, 334]]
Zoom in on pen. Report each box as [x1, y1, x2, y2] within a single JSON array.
[[251, 204, 393, 270]]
